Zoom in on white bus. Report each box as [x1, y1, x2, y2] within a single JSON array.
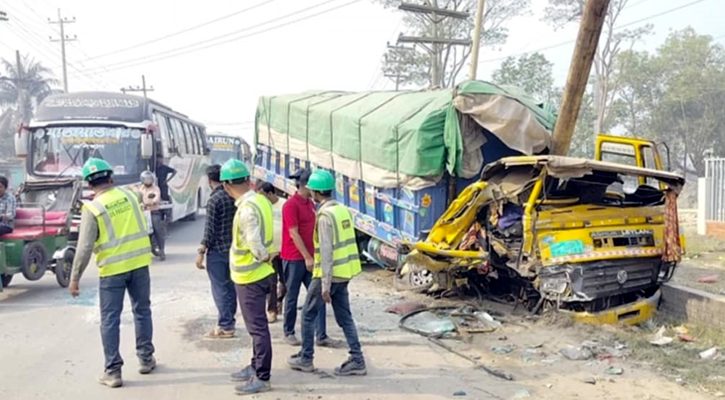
[[16, 92, 211, 227], [208, 132, 252, 166]]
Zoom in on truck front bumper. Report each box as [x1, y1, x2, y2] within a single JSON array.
[[563, 289, 661, 326]]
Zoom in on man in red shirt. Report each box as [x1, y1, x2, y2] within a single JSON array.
[[281, 169, 336, 347]]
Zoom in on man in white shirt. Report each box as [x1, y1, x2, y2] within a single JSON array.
[[258, 182, 287, 323]]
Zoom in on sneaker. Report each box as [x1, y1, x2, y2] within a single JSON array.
[[159, 251, 166, 261], [206, 327, 236, 339], [334, 357, 367, 376], [234, 376, 271, 396], [287, 354, 314, 373], [98, 370, 123, 388], [139, 356, 156, 374], [317, 337, 344, 348], [284, 334, 301, 346], [267, 312, 277, 323], [230, 365, 256, 382]]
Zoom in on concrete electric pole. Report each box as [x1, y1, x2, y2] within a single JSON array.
[[468, 0, 486, 81], [397, 1, 470, 88], [550, 0, 611, 156], [48, 9, 76, 94], [121, 75, 154, 100]]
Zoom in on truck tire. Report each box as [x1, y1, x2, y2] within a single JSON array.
[[55, 248, 75, 288], [1, 274, 12, 288], [21, 241, 49, 281], [393, 264, 434, 293]]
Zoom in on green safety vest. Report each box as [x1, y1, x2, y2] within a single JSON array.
[[230, 193, 275, 285], [313, 202, 362, 280], [85, 187, 152, 278]]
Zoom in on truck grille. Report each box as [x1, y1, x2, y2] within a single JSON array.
[[569, 258, 661, 300]]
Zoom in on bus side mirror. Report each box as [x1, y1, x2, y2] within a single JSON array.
[[141, 132, 153, 159], [15, 124, 29, 158]]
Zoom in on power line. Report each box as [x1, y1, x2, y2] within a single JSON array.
[[78, 0, 364, 76], [478, 0, 711, 65], [82, 0, 280, 62]]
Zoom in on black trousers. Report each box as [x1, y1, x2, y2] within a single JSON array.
[[0, 226, 13, 236], [236, 276, 273, 381]]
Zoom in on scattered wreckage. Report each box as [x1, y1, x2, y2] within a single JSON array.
[[398, 155, 685, 325]]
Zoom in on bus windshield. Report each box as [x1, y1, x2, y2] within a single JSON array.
[[209, 136, 242, 165], [211, 148, 241, 165], [31, 125, 148, 178]]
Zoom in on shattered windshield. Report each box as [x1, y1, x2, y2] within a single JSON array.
[[31, 126, 147, 178], [544, 170, 664, 207]]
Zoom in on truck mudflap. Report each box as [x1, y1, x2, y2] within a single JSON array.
[[562, 289, 661, 326]]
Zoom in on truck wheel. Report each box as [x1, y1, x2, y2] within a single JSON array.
[[21, 241, 49, 281], [55, 248, 75, 288], [1, 274, 12, 288], [393, 264, 434, 293]]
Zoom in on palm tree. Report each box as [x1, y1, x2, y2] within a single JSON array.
[[0, 54, 59, 159]]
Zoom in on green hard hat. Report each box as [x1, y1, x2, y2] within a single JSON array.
[[82, 158, 113, 182], [220, 159, 250, 182], [306, 169, 335, 192]]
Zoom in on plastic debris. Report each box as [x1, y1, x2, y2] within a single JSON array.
[[453, 390, 467, 396], [700, 347, 719, 360], [491, 345, 515, 355], [650, 326, 674, 346], [559, 346, 593, 361], [698, 275, 720, 283], [475, 311, 502, 329], [605, 367, 624, 375], [677, 334, 695, 342]]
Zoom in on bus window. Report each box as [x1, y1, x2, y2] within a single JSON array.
[[182, 123, 196, 154], [171, 118, 187, 154], [194, 126, 204, 154], [154, 112, 172, 154]]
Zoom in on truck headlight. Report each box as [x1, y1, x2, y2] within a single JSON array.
[[541, 277, 569, 295]]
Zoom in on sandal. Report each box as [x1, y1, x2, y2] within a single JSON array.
[[205, 327, 236, 339]]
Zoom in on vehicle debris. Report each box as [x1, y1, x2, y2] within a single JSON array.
[[453, 390, 467, 396], [491, 345, 515, 355], [605, 367, 624, 375], [559, 346, 593, 361], [583, 377, 597, 385], [428, 337, 514, 381], [677, 334, 695, 342], [385, 301, 427, 316], [513, 389, 532, 398]]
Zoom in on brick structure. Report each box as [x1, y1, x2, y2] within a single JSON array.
[[706, 221, 725, 239], [661, 283, 725, 331]]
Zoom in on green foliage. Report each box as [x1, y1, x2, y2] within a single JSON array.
[[374, 0, 530, 88], [491, 52, 555, 101]]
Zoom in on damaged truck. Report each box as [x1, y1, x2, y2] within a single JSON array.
[[253, 80, 685, 325]]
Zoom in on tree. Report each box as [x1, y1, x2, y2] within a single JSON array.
[[375, 0, 531, 88], [543, 0, 652, 135], [0, 54, 59, 158], [491, 52, 555, 101], [611, 50, 658, 137], [647, 28, 725, 175]]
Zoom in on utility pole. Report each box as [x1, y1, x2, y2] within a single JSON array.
[[397, 2, 470, 88], [550, 0, 611, 156], [48, 9, 76, 93], [121, 75, 154, 100], [468, 0, 486, 81], [384, 44, 414, 91]]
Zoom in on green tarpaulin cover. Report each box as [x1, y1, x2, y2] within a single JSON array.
[[255, 80, 557, 189]]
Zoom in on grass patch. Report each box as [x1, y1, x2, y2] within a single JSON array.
[[615, 318, 725, 394]]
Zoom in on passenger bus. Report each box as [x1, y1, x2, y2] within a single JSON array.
[[15, 92, 211, 229], [208, 132, 252, 166]]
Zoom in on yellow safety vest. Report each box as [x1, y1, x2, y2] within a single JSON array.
[[230, 194, 275, 285], [313, 202, 362, 280], [84, 187, 152, 278]]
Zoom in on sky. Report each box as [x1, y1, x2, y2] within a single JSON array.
[[0, 0, 723, 147]]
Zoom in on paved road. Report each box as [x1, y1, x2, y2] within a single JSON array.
[[2, 218, 715, 400], [0, 218, 524, 400]]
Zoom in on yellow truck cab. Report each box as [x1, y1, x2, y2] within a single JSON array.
[[400, 135, 685, 326]]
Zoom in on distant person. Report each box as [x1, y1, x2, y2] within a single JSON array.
[[0, 176, 16, 236], [70, 158, 155, 388], [137, 171, 166, 261], [154, 155, 176, 225], [281, 169, 337, 348], [196, 165, 238, 339], [258, 182, 286, 323]]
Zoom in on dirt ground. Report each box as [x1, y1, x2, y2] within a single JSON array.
[[1, 217, 723, 399]]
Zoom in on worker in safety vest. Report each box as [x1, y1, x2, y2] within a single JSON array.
[[287, 169, 367, 376], [69, 158, 156, 388], [221, 159, 275, 396]]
